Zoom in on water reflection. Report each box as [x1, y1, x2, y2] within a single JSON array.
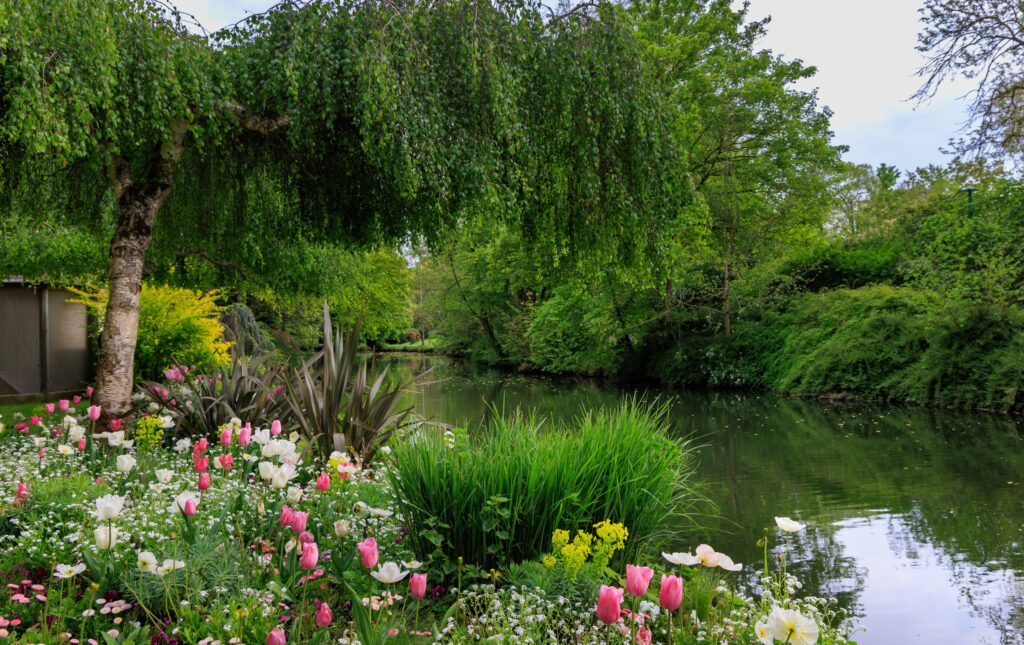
[[382, 354, 1024, 644]]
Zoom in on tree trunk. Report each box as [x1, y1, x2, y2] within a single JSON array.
[[94, 124, 188, 422]]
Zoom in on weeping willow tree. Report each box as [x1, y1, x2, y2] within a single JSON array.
[[0, 0, 679, 419]]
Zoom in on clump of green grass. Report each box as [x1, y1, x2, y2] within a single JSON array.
[[388, 399, 704, 570]]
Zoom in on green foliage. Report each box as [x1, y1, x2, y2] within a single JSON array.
[[775, 241, 903, 292], [757, 286, 1024, 411], [73, 284, 231, 381], [284, 305, 425, 461], [387, 400, 704, 570], [526, 285, 624, 374]]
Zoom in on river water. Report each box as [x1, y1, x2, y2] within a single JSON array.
[[383, 354, 1024, 644]]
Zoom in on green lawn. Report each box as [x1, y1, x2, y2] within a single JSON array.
[[0, 401, 43, 421], [381, 336, 444, 352]]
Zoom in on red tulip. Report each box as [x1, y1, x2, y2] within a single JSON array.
[[267, 627, 286, 645], [658, 574, 683, 611], [357, 537, 379, 568], [315, 472, 330, 491], [109, 418, 123, 431], [410, 573, 427, 599], [596, 585, 624, 624], [198, 473, 211, 491], [625, 565, 654, 597], [218, 454, 233, 470], [299, 542, 319, 570], [194, 457, 209, 473], [315, 601, 332, 628], [193, 438, 208, 457], [29, 416, 42, 426]]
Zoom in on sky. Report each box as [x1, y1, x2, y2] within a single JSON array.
[[175, 0, 975, 172]]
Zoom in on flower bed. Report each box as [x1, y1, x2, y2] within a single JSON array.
[[0, 394, 858, 644]]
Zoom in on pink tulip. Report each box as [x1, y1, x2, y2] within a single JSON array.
[[86, 386, 93, 398], [357, 537, 379, 568], [299, 542, 319, 570], [88, 405, 101, 421], [218, 454, 233, 470], [596, 585, 624, 624], [410, 573, 427, 599], [193, 438, 208, 457], [198, 473, 211, 491], [290, 511, 309, 533], [15, 483, 28, 505], [337, 462, 354, 480], [72, 395, 81, 405], [44, 403, 55, 415], [299, 531, 315, 544], [272, 385, 283, 398], [625, 565, 654, 597], [270, 419, 282, 436], [636, 626, 653, 645], [109, 418, 123, 431], [279, 505, 294, 527], [238, 425, 252, 447], [183, 499, 197, 517], [315, 472, 330, 491], [659, 574, 683, 611], [194, 457, 209, 473], [38, 448, 45, 459], [77, 437, 87, 451], [267, 627, 286, 645], [29, 416, 42, 426], [315, 601, 332, 628], [58, 399, 70, 411], [219, 427, 232, 447]]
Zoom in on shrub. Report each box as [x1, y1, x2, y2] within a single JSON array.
[[387, 400, 704, 570], [73, 284, 231, 380]]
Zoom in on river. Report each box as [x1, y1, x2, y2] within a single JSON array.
[[383, 353, 1024, 644]]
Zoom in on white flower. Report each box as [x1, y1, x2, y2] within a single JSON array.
[[286, 485, 304, 504], [379, 446, 392, 455], [252, 428, 270, 445], [370, 562, 409, 584], [755, 620, 772, 645], [54, 563, 87, 579], [158, 415, 175, 429], [174, 438, 192, 453], [155, 559, 186, 576], [137, 551, 157, 573], [775, 517, 806, 533], [663, 552, 700, 566], [68, 426, 86, 442], [353, 502, 368, 516], [94, 526, 119, 550], [639, 600, 660, 619], [337, 462, 359, 478], [94, 494, 126, 520], [57, 444, 74, 455], [258, 461, 275, 482], [170, 491, 200, 515], [269, 464, 297, 489], [63, 415, 77, 429], [116, 454, 136, 472], [766, 607, 819, 645], [334, 520, 349, 538], [154, 469, 174, 484], [403, 559, 422, 569], [106, 431, 126, 447], [288, 431, 300, 442], [33, 436, 46, 448], [368, 506, 394, 518]]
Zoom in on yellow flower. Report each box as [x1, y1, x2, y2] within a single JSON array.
[[542, 555, 557, 569], [551, 529, 570, 551]]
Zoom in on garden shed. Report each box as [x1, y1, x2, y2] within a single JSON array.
[[0, 278, 92, 400]]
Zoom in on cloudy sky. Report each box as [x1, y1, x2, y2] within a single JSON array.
[[175, 0, 974, 172]]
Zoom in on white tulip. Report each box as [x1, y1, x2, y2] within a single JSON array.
[[252, 428, 270, 445], [68, 426, 86, 442], [258, 461, 275, 482], [63, 415, 76, 429], [94, 494, 125, 520], [333, 520, 349, 538], [106, 431, 125, 447], [174, 438, 192, 453], [370, 561, 409, 584], [158, 415, 175, 429], [116, 454, 136, 473], [775, 517, 806, 533], [286, 485, 303, 504], [137, 551, 157, 573], [94, 526, 119, 550], [154, 469, 174, 484]]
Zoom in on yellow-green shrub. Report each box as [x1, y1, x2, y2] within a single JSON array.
[[73, 284, 231, 380]]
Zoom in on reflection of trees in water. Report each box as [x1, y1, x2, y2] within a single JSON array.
[[382, 356, 1024, 637]]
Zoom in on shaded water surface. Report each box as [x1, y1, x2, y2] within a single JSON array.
[[385, 354, 1024, 644]]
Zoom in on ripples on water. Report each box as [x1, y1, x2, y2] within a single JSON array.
[[382, 354, 1024, 644]]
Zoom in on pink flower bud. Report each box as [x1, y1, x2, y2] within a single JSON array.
[[193, 438, 208, 457], [270, 419, 282, 436], [625, 565, 654, 597], [198, 473, 211, 491], [183, 499, 197, 517], [357, 537, 378, 569], [88, 405, 101, 421], [596, 585, 624, 624], [109, 418, 123, 431], [315, 472, 330, 491], [658, 574, 683, 611], [299, 531, 315, 544], [238, 425, 252, 447], [315, 601, 332, 628], [219, 427, 232, 447], [280, 505, 294, 527], [85, 386, 93, 398], [77, 438, 87, 451], [410, 573, 427, 599], [44, 403, 55, 415], [290, 511, 309, 534], [58, 399, 70, 411], [299, 542, 319, 570], [194, 457, 209, 473], [267, 627, 286, 645]]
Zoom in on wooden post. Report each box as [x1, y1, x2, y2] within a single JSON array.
[[39, 286, 50, 396]]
